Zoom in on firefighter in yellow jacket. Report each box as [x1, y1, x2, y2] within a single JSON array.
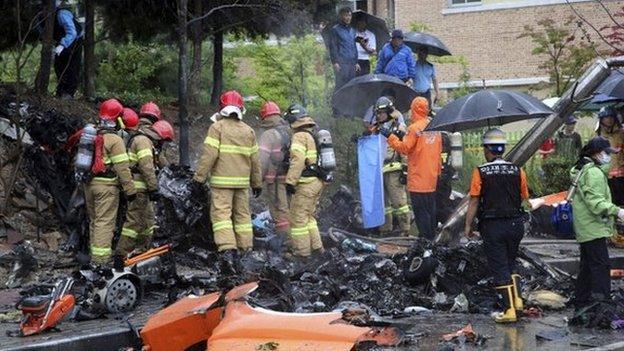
[[117, 116, 175, 257], [258, 101, 291, 238], [284, 104, 325, 257], [371, 97, 410, 236], [86, 99, 136, 265], [193, 90, 262, 258]]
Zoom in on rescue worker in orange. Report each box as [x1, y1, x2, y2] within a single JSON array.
[[370, 96, 410, 236], [86, 99, 136, 265], [193, 90, 262, 261], [380, 97, 441, 240], [116, 112, 175, 257], [284, 104, 324, 258], [258, 101, 291, 239], [464, 129, 530, 323]]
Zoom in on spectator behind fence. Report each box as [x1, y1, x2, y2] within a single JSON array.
[[375, 29, 416, 87]]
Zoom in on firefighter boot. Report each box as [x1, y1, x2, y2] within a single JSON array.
[[492, 285, 517, 323], [511, 274, 524, 311], [219, 249, 238, 274]]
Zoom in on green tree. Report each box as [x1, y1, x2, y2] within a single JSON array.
[[519, 17, 597, 96]]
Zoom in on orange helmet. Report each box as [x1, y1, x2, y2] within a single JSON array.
[[151, 120, 174, 141], [139, 102, 161, 121], [121, 108, 139, 130], [260, 101, 281, 120], [99, 99, 123, 121]]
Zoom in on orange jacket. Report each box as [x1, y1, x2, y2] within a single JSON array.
[[388, 97, 442, 193]]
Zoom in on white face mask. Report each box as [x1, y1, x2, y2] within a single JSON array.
[[596, 151, 612, 165]]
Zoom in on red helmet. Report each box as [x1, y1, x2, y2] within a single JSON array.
[[219, 90, 244, 109], [99, 99, 123, 121], [260, 101, 281, 120], [151, 120, 174, 141], [121, 108, 139, 130], [139, 102, 161, 120]]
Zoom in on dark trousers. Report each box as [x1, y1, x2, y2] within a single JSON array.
[[415, 90, 432, 109], [608, 177, 624, 206], [575, 238, 611, 307], [435, 177, 453, 224], [480, 217, 524, 286], [334, 62, 356, 92], [357, 59, 370, 76], [54, 38, 82, 97], [410, 192, 437, 240]]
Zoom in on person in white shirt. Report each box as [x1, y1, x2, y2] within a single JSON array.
[[355, 17, 376, 76]]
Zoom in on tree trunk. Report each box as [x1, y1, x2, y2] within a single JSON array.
[[34, 0, 54, 94], [188, 0, 203, 105], [178, 0, 190, 166], [83, 0, 96, 100], [209, 30, 223, 105]]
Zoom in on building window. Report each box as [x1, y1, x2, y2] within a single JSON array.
[[450, 0, 481, 5]]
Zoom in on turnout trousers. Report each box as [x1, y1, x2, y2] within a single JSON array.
[[380, 171, 411, 236], [480, 217, 524, 286], [85, 183, 120, 264], [264, 181, 291, 236], [117, 192, 155, 256], [210, 187, 253, 251], [289, 178, 324, 257]]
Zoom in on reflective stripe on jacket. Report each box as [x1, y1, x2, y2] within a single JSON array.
[[193, 118, 262, 189], [90, 132, 136, 195], [286, 124, 318, 186]]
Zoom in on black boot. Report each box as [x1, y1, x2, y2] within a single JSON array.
[[219, 249, 238, 274]]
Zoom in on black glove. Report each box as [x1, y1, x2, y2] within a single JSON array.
[[285, 183, 296, 195], [378, 125, 392, 138], [395, 130, 405, 140], [252, 187, 262, 198], [148, 190, 160, 201], [125, 192, 137, 203], [351, 134, 360, 144], [190, 179, 204, 194]]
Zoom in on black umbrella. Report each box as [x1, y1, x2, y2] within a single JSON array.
[[426, 90, 553, 132], [321, 10, 390, 54], [595, 69, 624, 100], [403, 32, 451, 56], [332, 74, 417, 117]]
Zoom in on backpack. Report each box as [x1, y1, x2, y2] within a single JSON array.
[[551, 165, 586, 239]]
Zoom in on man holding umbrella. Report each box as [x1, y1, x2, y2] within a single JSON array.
[[414, 47, 440, 109], [375, 30, 416, 87], [464, 129, 530, 323]]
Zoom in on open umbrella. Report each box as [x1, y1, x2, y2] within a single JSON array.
[[321, 10, 390, 54], [403, 32, 451, 56], [332, 74, 417, 117], [426, 90, 553, 132]]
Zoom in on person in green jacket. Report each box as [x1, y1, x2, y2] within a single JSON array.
[[570, 136, 624, 308]]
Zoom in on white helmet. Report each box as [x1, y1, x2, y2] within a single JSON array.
[[482, 128, 507, 145]]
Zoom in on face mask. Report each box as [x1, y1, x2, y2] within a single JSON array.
[[596, 151, 611, 165]]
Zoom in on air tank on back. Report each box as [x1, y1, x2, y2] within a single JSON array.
[[74, 124, 97, 182], [317, 129, 336, 170]]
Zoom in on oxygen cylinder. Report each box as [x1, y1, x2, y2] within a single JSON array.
[[317, 129, 336, 170], [450, 132, 463, 171], [74, 124, 97, 182]]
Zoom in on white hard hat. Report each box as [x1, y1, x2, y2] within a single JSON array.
[[482, 128, 507, 145]]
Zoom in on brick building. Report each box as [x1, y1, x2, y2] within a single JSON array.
[[353, 0, 624, 97]]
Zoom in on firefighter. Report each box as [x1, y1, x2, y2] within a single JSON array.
[[464, 129, 530, 323], [116, 120, 175, 257], [86, 99, 136, 265], [372, 97, 410, 236], [193, 90, 262, 260], [284, 104, 325, 258], [139, 102, 161, 128], [258, 101, 291, 238]]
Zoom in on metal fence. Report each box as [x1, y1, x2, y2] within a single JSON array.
[[462, 128, 596, 152]]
